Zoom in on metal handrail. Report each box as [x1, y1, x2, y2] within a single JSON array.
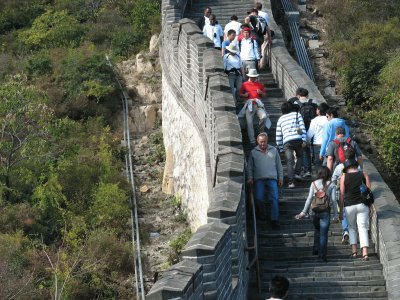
[[244, 160, 261, 295], [106, 56, 145, 300], [280, 0, 316, 82]]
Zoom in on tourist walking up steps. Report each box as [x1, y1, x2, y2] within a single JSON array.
[[306, 102, 329, 170], [238, 69, 267, 147], [295, 166, 334, 262], [276, 102, 306, 188], [247, 133, 283, 229], [293, 87, 318, 178], [320, 107, 349, 165], [340, 158, 371, 261]]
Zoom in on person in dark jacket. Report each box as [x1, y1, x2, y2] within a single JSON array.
[[197, 7, 212, 30]]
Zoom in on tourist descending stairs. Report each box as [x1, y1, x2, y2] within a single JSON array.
[[185, 1, 387, 299]]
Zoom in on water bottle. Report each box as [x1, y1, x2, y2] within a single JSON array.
[[360, 184, 367, 194]]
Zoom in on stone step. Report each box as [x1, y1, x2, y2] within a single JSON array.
[[261, 258, 383, 269]]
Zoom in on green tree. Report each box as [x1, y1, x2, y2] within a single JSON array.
[[18, 10, 85, 49], [0, 78, 52, 201], [0, 0, 48, 34]]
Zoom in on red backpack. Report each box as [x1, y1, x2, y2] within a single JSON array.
[[333, 138, 353, 163]]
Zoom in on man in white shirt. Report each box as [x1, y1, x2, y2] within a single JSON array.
[[238, 27, 259, 80], [223, 44, 242, 104], [306, 102, 329, 170], [203, 14, 223, 49], [224, 15, 241, 38]]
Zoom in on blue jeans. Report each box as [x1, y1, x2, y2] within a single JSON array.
[[283, 140, 303, 184], [303, 145, 312, 173], [227, 73, 242, 105], [342, 210, 348, 232], [313, 144, 322, 171], [313, 211, 330, 259], [254, 179, 279, 221]]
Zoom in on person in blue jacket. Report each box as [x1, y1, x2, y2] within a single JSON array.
[[319, 107, 349, 165]]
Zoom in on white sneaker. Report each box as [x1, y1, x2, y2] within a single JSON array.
[[294, 174, 303, 181], [342, 231, 349, 245], [302, 171, 312, 178], [288, 183, 295, 188]]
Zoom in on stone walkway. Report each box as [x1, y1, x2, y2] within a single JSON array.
[[185, 1, 388, 299]]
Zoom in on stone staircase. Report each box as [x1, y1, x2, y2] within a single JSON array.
[[185, 1, 387, 299], [246, 64, 388, 300]]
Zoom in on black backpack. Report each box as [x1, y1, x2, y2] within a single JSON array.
[[299, 99, 317, 130], [256, 16, 268, 35]]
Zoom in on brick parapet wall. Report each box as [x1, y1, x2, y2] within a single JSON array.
[[147, 1, 248, 299], [364, 157, 400, 300]]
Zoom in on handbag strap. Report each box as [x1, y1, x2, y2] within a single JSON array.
[[313, 181, 332, 193]]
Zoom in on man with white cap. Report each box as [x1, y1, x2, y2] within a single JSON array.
[[223, 44, 242, 104], [239, 69, 267, 146]]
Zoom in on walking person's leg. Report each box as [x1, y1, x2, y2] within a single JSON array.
[[284, 142, 295, 187], [234, 74, 243, 103], [312, 214, 320, 255], [228, 73, 237, 105], [357, 203, 370, 260], [294, 140, 304, 178], [302, 145, 312, 177], [245, 104, 257, 145], [345, 205, 358, 257], [319, 211, 330, 261], [266, 179, 280, 225], [254, 179, 267, 220]]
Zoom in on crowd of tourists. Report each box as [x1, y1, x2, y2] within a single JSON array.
[[197, 3, 374, 297]]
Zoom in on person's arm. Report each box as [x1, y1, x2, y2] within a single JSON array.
[[354, 141, 363, 169], [223, 55, 228, 70], [254, 39, 260, 60], [219, 26, 224, 44], [239, 84, 248, 98], [364, 172, 371, 189], [276, 149, 283, 186], [276, 120, 283, 150], [319, 123, 330, 159], [306, 120, 315, 143], [298, 115, 307, 142], [339, 174, 346, 220], [265, 26, 272, 43], [257, 83, 266, 97], [302, 182, 315, 214], [327, 156, 334, 172]]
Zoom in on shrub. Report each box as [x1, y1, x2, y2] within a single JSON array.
[[18, 10, 85, 49], [25, 50, 53, 78], [364, 50, 400, 174], [168, 228, 191, 264]]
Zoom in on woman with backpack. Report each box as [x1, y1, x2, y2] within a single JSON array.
[[339, 159, 371, 261], [295, 166, 334, 262]]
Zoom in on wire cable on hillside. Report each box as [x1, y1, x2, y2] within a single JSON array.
[[106, 56, 145, 300]]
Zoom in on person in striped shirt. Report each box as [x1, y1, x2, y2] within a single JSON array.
[[276, 102, 307, 188]]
